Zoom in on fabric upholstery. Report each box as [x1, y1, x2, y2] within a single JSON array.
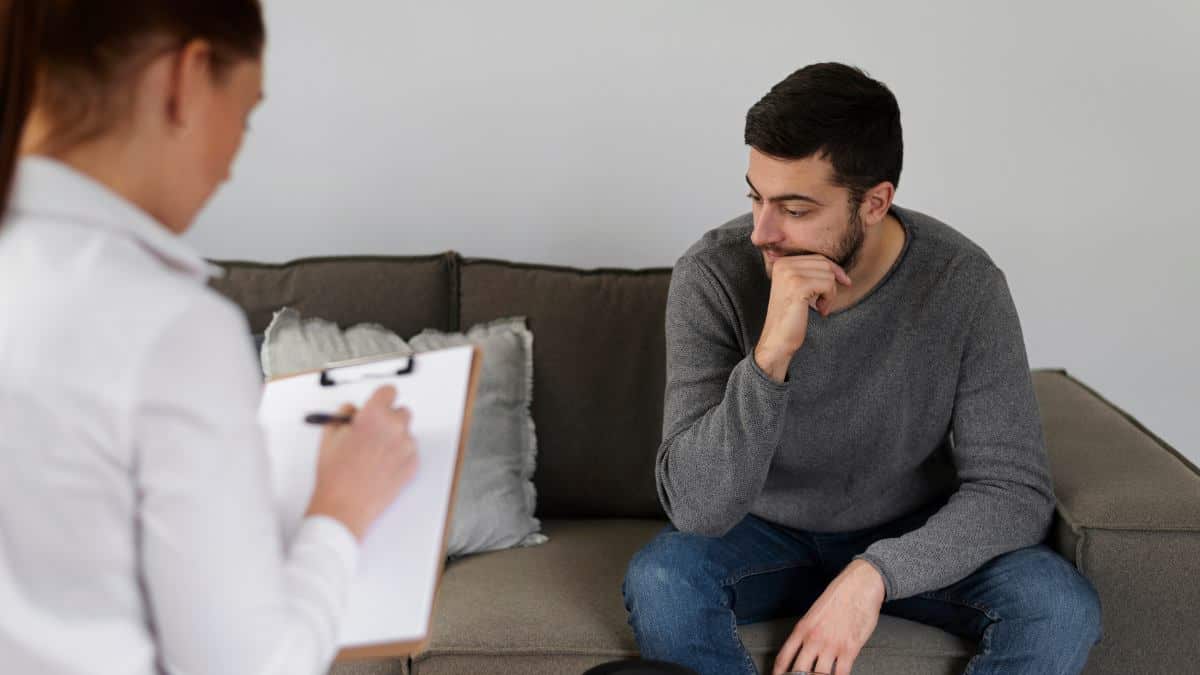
[[210, 254, 458, 336], [329, 659, 408, 675], [260, 307, 411, 378], [1034, 370, 1200, 532], [458, 259, 672, 519]]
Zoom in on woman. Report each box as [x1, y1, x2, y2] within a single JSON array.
[[0, 2, 418, 673]]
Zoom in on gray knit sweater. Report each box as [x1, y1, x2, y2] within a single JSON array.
[[656, 205, 1055, 601]]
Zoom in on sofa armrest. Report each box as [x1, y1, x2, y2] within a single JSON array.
[[1033, 369, 1200, 673]]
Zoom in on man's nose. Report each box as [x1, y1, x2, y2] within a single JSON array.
[[751, 209, 783, 248]]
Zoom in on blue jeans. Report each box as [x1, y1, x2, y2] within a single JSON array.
[[623, 502, 1102, 675]]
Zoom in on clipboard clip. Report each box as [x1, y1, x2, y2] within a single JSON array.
[[319, 357, 415, 387]]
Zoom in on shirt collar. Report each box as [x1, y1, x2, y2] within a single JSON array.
[[9, 156, 224, 282]]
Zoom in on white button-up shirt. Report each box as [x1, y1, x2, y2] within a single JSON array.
[[0, 157, 359, 675]]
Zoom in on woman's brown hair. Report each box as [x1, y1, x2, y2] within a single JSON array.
[[0, 0, 265, 222]]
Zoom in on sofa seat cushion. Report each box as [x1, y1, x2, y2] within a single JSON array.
[[412, 519, 973, 675], [329, 659, 407, 675]]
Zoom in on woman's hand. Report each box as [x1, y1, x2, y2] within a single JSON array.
[[305, 385, 419, 540]]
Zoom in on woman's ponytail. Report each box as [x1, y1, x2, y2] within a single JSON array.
[[0, 0, 45, 224], [1, 0, 264, 227]]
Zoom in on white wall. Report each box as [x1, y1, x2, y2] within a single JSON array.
[[189, 0, 1200, 464]]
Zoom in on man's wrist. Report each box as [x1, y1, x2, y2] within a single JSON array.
[[848, 558, 887, 604], [753, 343, 794, 383]]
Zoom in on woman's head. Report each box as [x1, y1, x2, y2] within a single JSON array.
[[0, 0, 265, 231]]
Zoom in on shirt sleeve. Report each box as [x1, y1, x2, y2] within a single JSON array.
[[132, 291, 360, 675], [656, 256, 792, 537], [855, 266, 1056, 600]]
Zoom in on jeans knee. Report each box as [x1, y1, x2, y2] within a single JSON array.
[[1061, 573, 1103, 645], [1019, 551, 1103, 647], [623, 547, 657, 605], [623, 532, 721, 615]]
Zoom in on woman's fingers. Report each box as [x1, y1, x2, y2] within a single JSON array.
[[361, 385, 398, 420]]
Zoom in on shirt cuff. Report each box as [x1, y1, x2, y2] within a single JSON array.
[[297, 515, 361, 582]]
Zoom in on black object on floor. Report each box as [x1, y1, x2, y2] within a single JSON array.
[[582, 658, 699, 675]]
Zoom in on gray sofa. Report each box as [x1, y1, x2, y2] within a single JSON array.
[[211, 252, 1200, 675]]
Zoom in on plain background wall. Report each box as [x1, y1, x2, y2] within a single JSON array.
[[189, 0, 1199, 464]]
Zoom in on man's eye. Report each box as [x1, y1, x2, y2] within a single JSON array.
[[746, 193, 762, 203], [784, 208, 808, 218]]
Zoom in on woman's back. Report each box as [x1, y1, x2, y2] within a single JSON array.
[[0, 157, 273, 674]]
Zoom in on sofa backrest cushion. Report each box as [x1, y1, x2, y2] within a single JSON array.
[[210, 254, 458, 336], [458, 259, 671, 519]]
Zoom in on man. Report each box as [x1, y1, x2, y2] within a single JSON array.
[[623, 63, 1102, 675]]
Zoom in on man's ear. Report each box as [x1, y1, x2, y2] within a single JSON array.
[[164, 39, 215, 133], [859, 181, 896, 226]]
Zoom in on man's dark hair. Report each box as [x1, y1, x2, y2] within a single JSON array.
[[745, 62, 903, 202]]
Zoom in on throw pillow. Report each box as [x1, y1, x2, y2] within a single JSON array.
[[260, 308, 546, 557]]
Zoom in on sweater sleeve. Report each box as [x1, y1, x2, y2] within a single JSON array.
[[855, 266, 1056, 600], [656, 256, 792, 537]]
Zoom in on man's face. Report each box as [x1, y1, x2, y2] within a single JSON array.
[[746, 148, 865, 279]]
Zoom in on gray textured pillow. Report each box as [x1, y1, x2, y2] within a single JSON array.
[[261, 309, 412, 378], [260, 308, 546, 557]]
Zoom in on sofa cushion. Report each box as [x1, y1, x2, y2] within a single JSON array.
[[260, 307, 412, 378], [210, 254, 458, 336], [329, 660, 407, 675], [458, 260, 672, 519], [412, 519, 972, 675]]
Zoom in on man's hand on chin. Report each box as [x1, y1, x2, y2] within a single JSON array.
[[772, 559, 886, 675]]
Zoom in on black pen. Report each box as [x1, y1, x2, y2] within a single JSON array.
[[305, 412, 354, 426]]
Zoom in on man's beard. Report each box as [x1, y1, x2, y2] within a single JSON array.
[[761, 202, 866, 272], [832, 205, 866, 271]]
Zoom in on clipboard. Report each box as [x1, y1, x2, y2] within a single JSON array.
[[258, 345, 482, 660]]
